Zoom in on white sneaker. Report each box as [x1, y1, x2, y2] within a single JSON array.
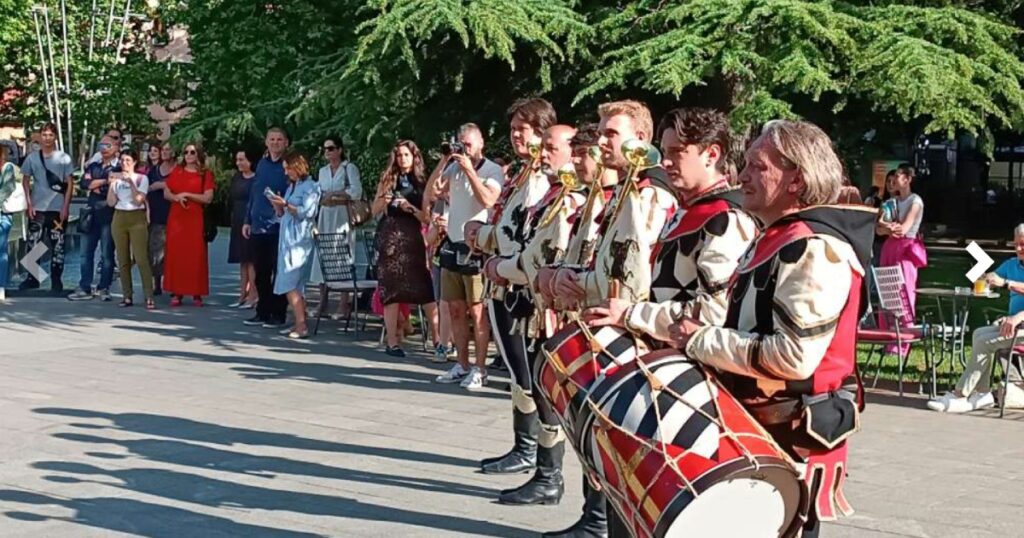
[[460, 367, 487, 390], [926, 392, 972, 413], [435, 364, 469, 384], [969, 391, 995, 410], [1004, 383, 1024, 408]]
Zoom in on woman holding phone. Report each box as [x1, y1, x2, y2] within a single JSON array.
[[164, 143, 214, 307], [107, 149, 155, 309], [372, 140, 434, 356], [269, 152, 321, 339]]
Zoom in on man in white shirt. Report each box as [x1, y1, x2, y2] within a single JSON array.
[[433, 123, 504, 390]]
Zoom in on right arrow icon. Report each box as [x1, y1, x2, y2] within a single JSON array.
[[965, 241, 994, 283]]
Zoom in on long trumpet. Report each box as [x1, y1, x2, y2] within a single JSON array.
[[537, 163, 582, 228], [606, 138, 661, 225]]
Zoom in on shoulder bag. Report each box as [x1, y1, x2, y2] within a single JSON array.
[[38, 150, 68, 193], [342, 162, 372, 227]]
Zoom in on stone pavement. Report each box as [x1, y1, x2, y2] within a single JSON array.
[[0, 237, 1021, 537]]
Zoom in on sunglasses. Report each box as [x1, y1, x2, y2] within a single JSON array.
[[184, 149, 197, 155], [323, 145, 338, 152], [98, 143, 112, 149]]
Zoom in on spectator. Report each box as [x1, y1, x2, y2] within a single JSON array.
[[431, 123, 503, 390], [422, 169, 454, 362], [310, 135, 362, 320], [140, 142, 161, 175], [242, 128, 290, 329], [19, 122, 74, 294], [227, 147, 261, 309], [106, 149, 154, 309], [372, 140, 434, 357], [85, 127, 124, 166], [269, 152, 321, 339], [863, 185, 881, 208], [836, 177, 861, 205], [928, 224, 1024, 413], [163, 142, 214, 307], [877, 163, 927, 356], [0, 144, 19, 304], [147, 143, 175, 296], [68, 135, 119, 301]]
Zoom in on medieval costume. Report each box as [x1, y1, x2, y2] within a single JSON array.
[[475, 165, 552, 476], [685, 205, 876, 536]]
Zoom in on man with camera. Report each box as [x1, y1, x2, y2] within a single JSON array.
[[467, 98, 558, 477], [431, 123, 504, 391], [20, 122, 74, 294]]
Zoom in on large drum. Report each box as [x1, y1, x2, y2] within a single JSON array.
[[539, 340, 808, 538], [537, 320, 646, 443]]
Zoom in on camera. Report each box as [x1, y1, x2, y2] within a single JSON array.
[[441, 140, 466, 157]]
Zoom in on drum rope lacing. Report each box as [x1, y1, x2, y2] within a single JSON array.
[[544, 315, 796, 534]]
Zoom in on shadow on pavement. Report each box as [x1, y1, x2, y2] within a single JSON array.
[[0, 489, 326, 538], [34, 408, 479, 468]]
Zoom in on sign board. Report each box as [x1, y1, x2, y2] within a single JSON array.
[[871, 160, 904, 191]]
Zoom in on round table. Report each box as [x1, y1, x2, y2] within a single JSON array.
[[917, 287, 1001, 385]]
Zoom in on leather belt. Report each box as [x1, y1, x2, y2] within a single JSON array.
[[745, 398, 803, 426]]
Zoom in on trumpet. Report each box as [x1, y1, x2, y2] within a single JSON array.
[[620, 138, 661, 182], [538, 163, 581, 229]]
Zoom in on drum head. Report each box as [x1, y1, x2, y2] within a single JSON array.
[[654, 459, 806, 538]]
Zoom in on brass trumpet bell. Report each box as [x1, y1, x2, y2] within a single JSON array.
[[557, 163, 579, 190], [620, 139, 661, 169], [587, 145, 602, 163], [528, 142, 542, 160]]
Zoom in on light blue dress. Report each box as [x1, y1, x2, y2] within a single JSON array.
[[274, 177, 321, 295]]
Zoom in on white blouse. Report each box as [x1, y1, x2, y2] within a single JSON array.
[[111, 173, 149, 211]]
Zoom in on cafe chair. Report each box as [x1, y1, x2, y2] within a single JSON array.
[[312, 231, 377, 337], [857, 266, 936, 397], [994, 325, 1024, 418]]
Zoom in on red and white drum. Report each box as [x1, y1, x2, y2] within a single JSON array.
[[537, 320, 646, 443], [560, 348, 807, 538]]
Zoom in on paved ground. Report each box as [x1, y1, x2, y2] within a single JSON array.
[[0, 237, 1021, 537]]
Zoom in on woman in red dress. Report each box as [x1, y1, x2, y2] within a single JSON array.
[[164, 143, 214, 306]]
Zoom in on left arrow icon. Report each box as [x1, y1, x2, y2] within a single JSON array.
[[20, 242, 49, 284]]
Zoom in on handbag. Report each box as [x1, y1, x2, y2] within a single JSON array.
[[341, 162, 372, 226], [38, 150, 67, 193], [1, 163, 27, 213]]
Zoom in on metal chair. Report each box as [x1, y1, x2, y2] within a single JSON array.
[[994, 328, 1024, 418], [857, 266, 935, 397], [312, 232, 377, 337]]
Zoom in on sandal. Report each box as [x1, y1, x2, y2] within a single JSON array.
[[192, 296, 204, 307], [287, 330, 310, 340], [118, 299, 133, 308], [170, 296, 182, 307], [146, 299, 156, 310]]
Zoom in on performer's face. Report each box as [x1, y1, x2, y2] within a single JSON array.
[[541, 127, 574, 176], [660, 128, 722, 199], [571, 146, 600, 184], [738, 137, 802, 222], [598, 114, 638, 171], [510, 115, 542, 159]]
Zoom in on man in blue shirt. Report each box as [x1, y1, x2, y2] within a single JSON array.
[[68, 135, 120, 301], [241, 127, 290, 327], [929, 224, 1024, 412]]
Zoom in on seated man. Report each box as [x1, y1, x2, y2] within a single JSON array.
[[928, 224, 1024, 413]]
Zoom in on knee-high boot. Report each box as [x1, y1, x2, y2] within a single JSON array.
[[481, 389, 539, 474], [542, 478, 609, 537], [498, 424, 564, 505]]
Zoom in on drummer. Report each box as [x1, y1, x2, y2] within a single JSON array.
[[670, 119, 876, 538], [482, 124, 585, 506], [541, 100, 678, 538]]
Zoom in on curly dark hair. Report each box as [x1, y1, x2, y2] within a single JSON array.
[[570, 123, 600, 148], [507, 97, 557, 132], [657, 107, 731, 174]]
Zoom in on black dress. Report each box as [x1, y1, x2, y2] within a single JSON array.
[[228, 172, 255, 264], [376, 173, 434, 305]]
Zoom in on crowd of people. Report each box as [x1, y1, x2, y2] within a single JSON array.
[[4, 94, 1024, 538]]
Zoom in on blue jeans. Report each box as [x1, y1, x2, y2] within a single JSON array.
[[79, 219, 114, 291], [0, 213, 12, 288]]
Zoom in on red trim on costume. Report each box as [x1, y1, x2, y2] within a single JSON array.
[[805, 444, 853, 521], [741, 220, 815, 272], [661, 199, 732, 241], [813, 271, 862, 394]]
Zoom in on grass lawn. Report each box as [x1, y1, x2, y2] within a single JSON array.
[[861, 248, 1013, 387]]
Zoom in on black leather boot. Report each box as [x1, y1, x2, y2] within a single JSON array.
[[481, 408, 538, 474], [497, 440, 564, 505], [542, 481, 609, 537]]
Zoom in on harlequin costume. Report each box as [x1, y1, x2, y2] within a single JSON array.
[[475, 163, 552, 476], [685, 205, 876, 536], [489, 173, 588, 504]]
